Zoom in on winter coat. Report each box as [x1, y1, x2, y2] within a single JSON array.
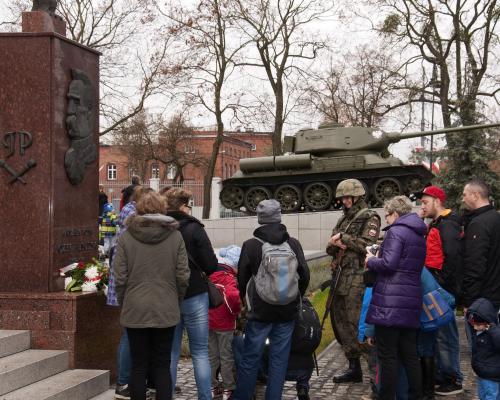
[[167, 210, 218, 300], [326, 200, 381, 296], [366, 212, 427, 329], [424, 210, 463, 296], [114, 214, 190, 328], [467, 298, 500, 381], [461, 205, 500, 308], [209, 264, 241, 331], [238, 223, 310, 322]]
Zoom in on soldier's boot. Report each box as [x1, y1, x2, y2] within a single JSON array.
[[332, 358, 363, 383], [421, 357, 435, 400]]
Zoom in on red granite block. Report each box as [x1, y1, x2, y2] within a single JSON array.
[[0, 291, 120, 379], [22, 11, 66, 36], [0, 32, 100, 292]]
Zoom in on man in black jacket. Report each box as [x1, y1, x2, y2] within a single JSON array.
[[233, 199, 310, 400], [461, 179, 500, 311]]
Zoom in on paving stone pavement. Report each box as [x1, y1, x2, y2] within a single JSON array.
[[171, 318, 477, 399]]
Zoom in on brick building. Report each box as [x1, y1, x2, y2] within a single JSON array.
[[99, 129, 273, 183]]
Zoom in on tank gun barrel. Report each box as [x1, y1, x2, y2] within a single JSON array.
[[386, 122, 500, 143]]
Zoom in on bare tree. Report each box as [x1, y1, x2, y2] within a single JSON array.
[[159, 0, 249, 218], [113, 112, 208, 183], [151, 114, 209, 183], [232, 0, 334, 155], [2, 0, 177, 136], [113, 111, 152, 180], [306, 46, 407, 127], [370, 0, 500, 205]]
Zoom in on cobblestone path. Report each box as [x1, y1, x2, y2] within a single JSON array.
[[173, 318, 478, 399]]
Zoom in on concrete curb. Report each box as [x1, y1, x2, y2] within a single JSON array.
[[317, 338, 338, 361]]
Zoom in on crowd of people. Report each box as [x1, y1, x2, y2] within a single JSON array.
[[100, 176, 500, 400]]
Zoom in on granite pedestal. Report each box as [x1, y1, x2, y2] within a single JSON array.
[[0, 14, 120, 379]]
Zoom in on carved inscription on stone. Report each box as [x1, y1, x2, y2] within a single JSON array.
[[56, 227, 97, 254]]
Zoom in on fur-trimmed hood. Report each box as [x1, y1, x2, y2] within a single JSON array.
[[126, 214, 179, 244]]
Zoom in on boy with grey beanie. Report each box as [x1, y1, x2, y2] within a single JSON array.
[[233, 199, 310, 400]]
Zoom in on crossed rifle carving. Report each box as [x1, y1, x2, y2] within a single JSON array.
[[0, 159, 37, 184]]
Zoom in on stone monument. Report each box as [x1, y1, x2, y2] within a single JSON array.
[[0, 2, 120, 376]]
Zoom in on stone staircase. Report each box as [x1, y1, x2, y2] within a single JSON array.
[[0, 330, 112, 400]]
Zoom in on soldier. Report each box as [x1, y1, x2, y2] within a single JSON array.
[[326, 178, 380, 383]]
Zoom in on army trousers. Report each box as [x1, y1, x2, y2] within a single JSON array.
[[330, 272, 365, 360]]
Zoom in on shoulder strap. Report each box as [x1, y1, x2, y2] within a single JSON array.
[[187, 253, 208, 279], [344, 208, 371, 231]]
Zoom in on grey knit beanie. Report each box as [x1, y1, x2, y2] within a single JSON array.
[[256, 199, 281, 224]]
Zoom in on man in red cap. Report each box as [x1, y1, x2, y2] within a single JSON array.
[[417, 185, 464, 396]]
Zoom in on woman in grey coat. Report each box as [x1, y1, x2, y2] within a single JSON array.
[[114, 191, 190, 400]]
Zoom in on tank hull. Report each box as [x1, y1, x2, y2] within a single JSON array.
[[220, 165, 433, 213]]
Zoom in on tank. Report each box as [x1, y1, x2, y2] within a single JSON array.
[[220, 123, 500, 213]]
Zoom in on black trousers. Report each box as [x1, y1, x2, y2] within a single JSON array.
[[375, 325, 422, 400], [127, 327, 175, 400]]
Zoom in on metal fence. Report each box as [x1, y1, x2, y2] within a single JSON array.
[[100, 180, 206, 219], [158, 181, 205, 207], [100, 180, 147, 211]]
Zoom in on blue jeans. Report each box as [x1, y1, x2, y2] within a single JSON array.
[[117, 329, 132, 385], [477, 378, 500, 400], [233, 319, 295, 400], [436, 317, 463, 384], [170, 292, 211, 400]]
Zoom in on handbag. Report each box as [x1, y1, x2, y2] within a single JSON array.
[[187, 253, 223, 309], [420, 288, 454, 331]]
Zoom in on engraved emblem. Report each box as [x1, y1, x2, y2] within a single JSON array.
[[0, 131, 37, 185]]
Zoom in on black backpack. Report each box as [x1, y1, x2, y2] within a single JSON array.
[[291, 298, 322, 355]]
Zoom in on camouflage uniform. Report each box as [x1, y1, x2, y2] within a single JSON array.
[[326, 199, 380, 360]]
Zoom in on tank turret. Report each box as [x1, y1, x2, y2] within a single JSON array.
[[220, 123, 500, 213]]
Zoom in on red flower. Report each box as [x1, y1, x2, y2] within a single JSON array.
[[78, 262, 85, 269]]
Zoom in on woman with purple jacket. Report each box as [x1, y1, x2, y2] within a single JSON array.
[[365, 196, 426, 400]]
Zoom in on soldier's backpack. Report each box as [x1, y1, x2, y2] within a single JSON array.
[[252, 238, 299, 306], [291, 298, 322, 355]]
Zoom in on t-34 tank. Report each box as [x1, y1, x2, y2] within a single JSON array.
[[220, 122, 500, 213]]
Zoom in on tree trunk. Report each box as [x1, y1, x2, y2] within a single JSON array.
[[273, 82, 284, 155], [202, 86, 224, 219]]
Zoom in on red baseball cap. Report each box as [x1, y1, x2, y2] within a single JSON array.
[[416, 185, 446, 203]]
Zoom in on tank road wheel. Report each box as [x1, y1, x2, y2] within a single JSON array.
[[406, 176, 424, 194], [244, 186, 272, 213], [304, 182, 333, 210], [275, 184, 302, 212], [373, 178, 402, 205], [220, 186, 244, 209]]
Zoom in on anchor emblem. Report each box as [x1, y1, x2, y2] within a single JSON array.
[[0, 131, 37, 185]]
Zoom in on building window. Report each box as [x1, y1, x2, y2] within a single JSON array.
[[251, 144, 257, 151], [225, 163, 228, 178], [107, 164, 117, 180], [167, 164, 177, 180], [184, 144, 195, 154], [151, 163, 160, 179]]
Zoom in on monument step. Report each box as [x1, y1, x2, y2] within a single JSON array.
[[1, 369, 110, 400], [0, 331, 30, 358], [0, 349, 68, 395], [89, 389, 115, 399]]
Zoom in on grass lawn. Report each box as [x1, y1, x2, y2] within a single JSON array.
[[310, 287, 335, 354]]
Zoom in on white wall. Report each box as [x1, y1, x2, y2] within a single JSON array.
[[202, 209, 389, 250]]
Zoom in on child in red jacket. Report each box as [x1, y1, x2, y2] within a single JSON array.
[[209, 245, 242, 400]]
